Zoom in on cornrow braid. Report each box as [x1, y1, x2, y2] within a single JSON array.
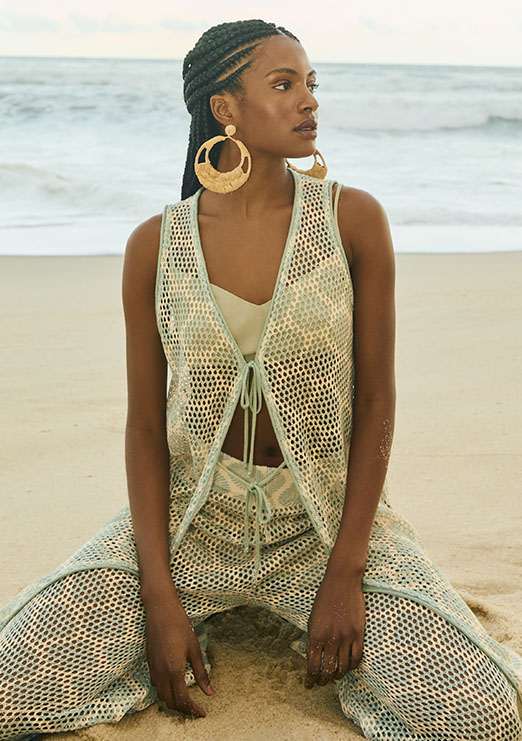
[[180, 19, 300, 200]]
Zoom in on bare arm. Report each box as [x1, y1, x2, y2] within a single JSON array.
[[122, 214, 181, 605], [304, 186, 396, 688], [328, 186, 397, 577], [121, 215, 214, 715]]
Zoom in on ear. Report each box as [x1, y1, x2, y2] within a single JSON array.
[[209, 93, 237, 131]]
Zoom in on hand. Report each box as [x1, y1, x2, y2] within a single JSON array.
[[144, 593, 214, 717], [304, 568, 366, 689]]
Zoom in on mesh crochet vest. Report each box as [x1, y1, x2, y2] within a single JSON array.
[[155, 167, 380, 557], [153, 174, 522, 699]]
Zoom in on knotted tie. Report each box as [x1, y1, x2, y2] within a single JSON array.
[[217, 458, 286, 575], [240, 359, 263, 476]]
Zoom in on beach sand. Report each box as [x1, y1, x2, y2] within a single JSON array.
[[1, 252, 521, 739]]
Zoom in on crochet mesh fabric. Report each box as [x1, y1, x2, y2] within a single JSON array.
[[1, 170, 521, 738], [153, 167, 522, 696], [1, 450, 521, 739], [155, 166, 358, 556]]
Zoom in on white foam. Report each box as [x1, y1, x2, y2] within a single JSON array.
[[2, 57, 521, 254]]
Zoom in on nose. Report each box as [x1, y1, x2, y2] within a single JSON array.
[[301, 86, 319, 113]]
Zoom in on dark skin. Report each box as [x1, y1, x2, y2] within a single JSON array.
[[122, 34, 395, 716]]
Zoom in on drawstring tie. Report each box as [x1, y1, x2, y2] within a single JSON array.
[[240, 359, 263, 476], [244, 478, 273, 575], [217, 458, 287, 575]]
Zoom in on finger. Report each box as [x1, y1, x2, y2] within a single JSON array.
[[156, 677, 177, 711], [349, 636, 364, 670], [189, 644, 214, 696], [317, 637, 339, 685], [171, 672, 206, 718], [305, 639, 323, 689], [332, 639, 351, 680]]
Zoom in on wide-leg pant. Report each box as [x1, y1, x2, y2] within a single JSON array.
[[0, 449, 521, 740]]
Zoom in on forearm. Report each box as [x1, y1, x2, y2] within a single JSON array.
[[125, 424, 180, 603], [327, 396, 395, 577]]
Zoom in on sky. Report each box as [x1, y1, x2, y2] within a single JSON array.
[[1, 0, 522, 66]]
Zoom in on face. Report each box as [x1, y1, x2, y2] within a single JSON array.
[[211, 34, 320, 160]]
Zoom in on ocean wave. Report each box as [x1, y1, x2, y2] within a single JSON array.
[[360, 115, 522, 135], [323, 100, 522, 134], [0, 163, 158, 216], [434, 114, 522, 134], [3, 89, 519, 135], [2, 58, 521, 252], [2, 57, 520, 138]]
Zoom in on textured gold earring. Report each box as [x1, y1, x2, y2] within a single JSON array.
[[285, 149, 328, 179], [194, 124, 251, 193]]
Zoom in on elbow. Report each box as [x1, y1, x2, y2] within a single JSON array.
[[353, 387, 396, 412]]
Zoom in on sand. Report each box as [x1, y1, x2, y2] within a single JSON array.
[[1, 252, 521, 739]]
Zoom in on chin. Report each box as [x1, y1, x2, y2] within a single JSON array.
[[290, 143, 317, 159]]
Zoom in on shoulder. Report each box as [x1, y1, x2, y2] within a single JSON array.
[[124, 212, 163, 269], [331, 183, 394, 269], [125, 212, 164, 258], [122, 213, 164, 301]]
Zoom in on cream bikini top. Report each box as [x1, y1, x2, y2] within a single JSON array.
[[210, 181, 342, 361]]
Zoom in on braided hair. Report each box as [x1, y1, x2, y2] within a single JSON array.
[[181, 19, 300, 200]]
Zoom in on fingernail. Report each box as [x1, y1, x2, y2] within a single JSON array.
[[208, 684, 215, 694]]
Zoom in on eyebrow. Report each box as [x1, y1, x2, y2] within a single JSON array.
[[264, 67, 317, 77]]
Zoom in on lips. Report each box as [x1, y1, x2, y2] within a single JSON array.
[[294, 119, 317, 131]]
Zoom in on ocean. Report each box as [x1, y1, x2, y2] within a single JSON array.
[[1, 56, 521, 255]]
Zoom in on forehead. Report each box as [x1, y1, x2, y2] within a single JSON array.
[[247, 35, 312, 77]]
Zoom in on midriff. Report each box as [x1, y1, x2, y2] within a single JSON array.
[[221, 396, 284, 466], [208, 282, 283, 466]]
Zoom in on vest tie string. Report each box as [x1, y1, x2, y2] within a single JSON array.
[[239, 359, 263, 476]]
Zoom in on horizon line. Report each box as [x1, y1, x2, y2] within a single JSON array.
[[1, 53, 521, 70]]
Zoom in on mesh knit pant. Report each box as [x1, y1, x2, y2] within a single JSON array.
[[0, 449, 521, 740]]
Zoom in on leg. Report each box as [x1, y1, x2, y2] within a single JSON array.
[[0, 552, 248, 741], [0, 455, 275, 741], [337, 591, 522, 741], [0, 568, 153, 740], [252, 536, 521, 740]]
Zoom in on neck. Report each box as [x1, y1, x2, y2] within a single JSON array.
[[210, 146, 294, 218]]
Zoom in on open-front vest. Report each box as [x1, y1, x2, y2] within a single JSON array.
[[155, 168, 380, 557], [153, 171, 522, 697]]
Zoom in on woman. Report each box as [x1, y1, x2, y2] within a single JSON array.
[[0, 18, 521, 740]]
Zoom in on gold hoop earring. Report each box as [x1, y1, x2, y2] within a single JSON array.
[[194, 124, 251, 193], [285, 149, 328, 179]]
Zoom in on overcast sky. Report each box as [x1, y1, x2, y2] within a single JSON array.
[[1, 0, 522, 66]]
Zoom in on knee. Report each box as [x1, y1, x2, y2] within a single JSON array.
[[437, 684, 521, 741]]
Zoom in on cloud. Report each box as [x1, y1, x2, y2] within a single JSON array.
[[159, 18, 211, 33], [1, 3, 521, 64], [68, 11, 143, 34], [0, 10, 212, 37], [0, 10, 142, 35], [357, 15, 394, 34], [0, 12, 62, 34]]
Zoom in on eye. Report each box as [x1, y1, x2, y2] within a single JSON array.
[[273, 81, 320, 92]]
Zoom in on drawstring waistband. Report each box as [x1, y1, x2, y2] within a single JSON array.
[[215, 454, 287, 575]]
